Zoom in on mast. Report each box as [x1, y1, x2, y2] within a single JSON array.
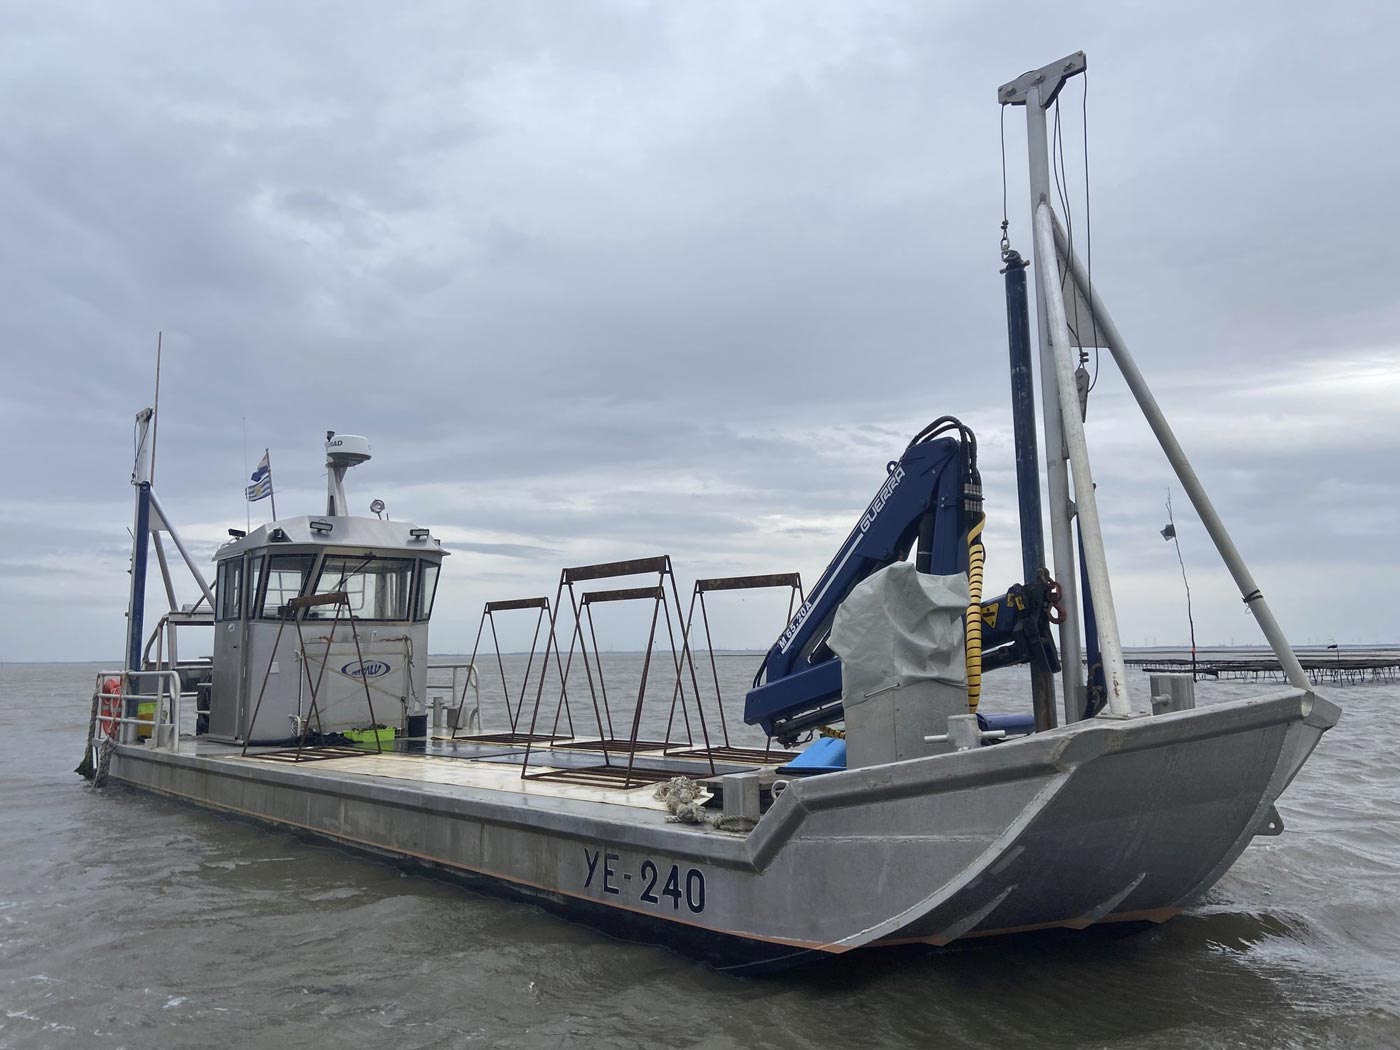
[[127, 408, 155, 674], [1032, 201, 1132, 715], [999, 52, 1087, 720]]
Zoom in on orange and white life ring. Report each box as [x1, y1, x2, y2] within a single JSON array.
[[98, 677, 122, 739]]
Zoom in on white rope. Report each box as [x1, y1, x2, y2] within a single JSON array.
[[653, 776, 756, 833], [654, 776, 708, 824]]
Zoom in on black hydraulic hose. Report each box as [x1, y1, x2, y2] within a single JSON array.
[[752, 652, 769, 690], [908, 415, 977, 461], [908, 416, 980, 496]]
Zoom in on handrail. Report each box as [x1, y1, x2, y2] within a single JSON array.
[[142, 609, 214, 667], [427, 662, 480, 734], [92, 668, 185, 751]]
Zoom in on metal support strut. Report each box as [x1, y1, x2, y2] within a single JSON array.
[[1049, 213, 1311, 692], [1033, 202, 1133, 717]]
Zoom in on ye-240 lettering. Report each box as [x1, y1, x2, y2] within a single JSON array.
[[583, 847, 706, 914]]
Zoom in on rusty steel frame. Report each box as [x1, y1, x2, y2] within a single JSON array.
[[240, 590, 384, 760], [457, 596, 575, 742], [521, 763, 678, 790], [252, 745, 366, 763], [671, 572, 804, 760], [520, 556, 717, 788]]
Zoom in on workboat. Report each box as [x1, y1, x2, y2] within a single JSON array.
[[79, 53, 1339, 972]]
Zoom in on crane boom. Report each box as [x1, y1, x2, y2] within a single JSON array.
[[743, 419, 1059, 742]]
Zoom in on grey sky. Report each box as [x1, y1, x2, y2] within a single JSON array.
[[2, 2, 1396, 661]]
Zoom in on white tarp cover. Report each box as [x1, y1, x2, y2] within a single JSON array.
[[828, 562, 968, 708]]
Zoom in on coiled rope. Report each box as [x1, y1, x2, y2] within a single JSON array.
[[654, 776, 755, 834]]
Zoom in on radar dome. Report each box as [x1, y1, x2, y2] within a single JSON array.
[[325, 432, 371, 468]]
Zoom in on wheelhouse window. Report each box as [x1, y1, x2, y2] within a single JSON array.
[[309, 555, 414, 621], [257, 554, 315, 619], [216, 557, 242, 622], [417, 560, 441, 622], [247, 554, 265, 618]]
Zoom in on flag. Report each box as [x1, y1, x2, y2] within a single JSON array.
[[246, 451, 273, 502]]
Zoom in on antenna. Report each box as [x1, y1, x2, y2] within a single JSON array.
[[242, 417, 250, 532], [1162, 488, 1197, 680], [150, 331, 162, 483]]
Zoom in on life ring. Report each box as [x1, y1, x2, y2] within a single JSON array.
[[99, 677, 122, 739]]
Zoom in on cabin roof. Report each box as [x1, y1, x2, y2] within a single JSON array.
[[215, 515, 449, 561]]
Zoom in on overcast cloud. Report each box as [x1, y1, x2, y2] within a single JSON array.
[[2, 1, 1397, 661]]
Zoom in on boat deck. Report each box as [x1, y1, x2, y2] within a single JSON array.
[[181, 734, 779, 821]]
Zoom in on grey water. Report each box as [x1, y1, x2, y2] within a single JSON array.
[[3, 656, 1399, 1050]]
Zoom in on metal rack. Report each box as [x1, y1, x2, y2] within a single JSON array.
[[668, 573, 805, 764], [520, 556, 716, 788], [241, 590, 384, 760], [454, 596, 573, 743]]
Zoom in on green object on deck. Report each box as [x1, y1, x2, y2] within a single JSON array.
[[344, 726, 395, 748]]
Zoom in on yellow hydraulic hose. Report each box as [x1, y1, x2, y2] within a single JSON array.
[[965, 516, 986, 713]]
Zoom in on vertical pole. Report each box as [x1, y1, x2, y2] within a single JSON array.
[[1025, 86, 1084, 721], [325, 432, 346, 516], [1033, 202, 1132, 716], [127, 483, 152, 675], [126, 408, 155, 698], [1003, 253, 1056, 730], [150, 332, 162, 481], [266, 449, 278, 521], [1004, 255, 1045, 582], [243, 417, 251, 533]]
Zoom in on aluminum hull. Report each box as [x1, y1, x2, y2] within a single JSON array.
[[107, 688, 1337, 971]]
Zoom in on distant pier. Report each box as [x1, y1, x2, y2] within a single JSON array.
[[1126, 649, 1400, 685]]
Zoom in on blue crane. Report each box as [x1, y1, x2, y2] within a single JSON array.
[[743, 418, 1060, 743]]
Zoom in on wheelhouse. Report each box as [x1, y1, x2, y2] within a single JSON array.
[[208, 516, 447, 743]]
